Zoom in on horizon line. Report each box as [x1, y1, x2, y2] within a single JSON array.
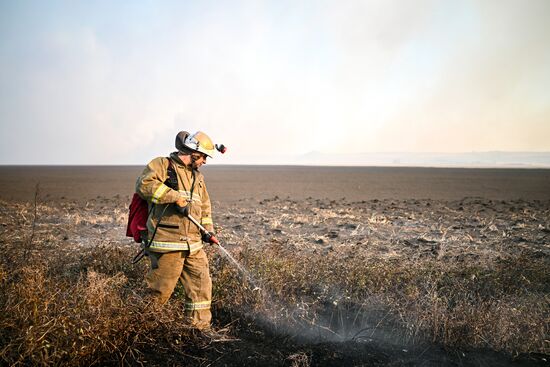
[[1, 163, 550, 169]]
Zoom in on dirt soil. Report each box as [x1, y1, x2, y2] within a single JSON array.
[[0, 166, 549, 366]]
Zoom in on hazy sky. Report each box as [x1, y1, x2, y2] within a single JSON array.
[[1, 0, 549, 164]]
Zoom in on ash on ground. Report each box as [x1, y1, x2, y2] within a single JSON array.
[[1, 195, 548, 366]]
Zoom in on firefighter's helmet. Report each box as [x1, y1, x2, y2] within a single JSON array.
[[183, 131, 215, 158]]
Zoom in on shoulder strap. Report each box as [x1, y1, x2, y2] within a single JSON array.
[[144, 158, 174, 248], [167, 156, 196, 200], [165, 157, 179, 190]]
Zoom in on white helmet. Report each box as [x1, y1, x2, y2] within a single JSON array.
[[183, 131, 215, 158]]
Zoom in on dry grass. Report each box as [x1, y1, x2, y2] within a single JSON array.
[[0, 243, 205, 366], [213, 243, 549, 354], [0, 197, 548, 365]]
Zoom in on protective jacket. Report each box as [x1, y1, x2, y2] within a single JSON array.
[[136, 152, 214, 253]]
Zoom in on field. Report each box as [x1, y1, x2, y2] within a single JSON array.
[[0, 166, 549, 366]]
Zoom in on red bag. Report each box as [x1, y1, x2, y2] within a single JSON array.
[[126, 193, 149, 243]]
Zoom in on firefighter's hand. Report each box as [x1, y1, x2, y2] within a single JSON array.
[[202, 232, 217, 245], [176, 205, 188, 216], [175, 198, 189, 216]]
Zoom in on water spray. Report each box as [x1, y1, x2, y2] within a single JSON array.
[[183, 208, 390, 344]]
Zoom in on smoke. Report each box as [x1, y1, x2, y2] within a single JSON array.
[[231, 269, 419, 350], [1, 1, 549, 163], [283, 296, 418, 348], [371, 0, 550, 153]]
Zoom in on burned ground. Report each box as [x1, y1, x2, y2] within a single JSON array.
[[1, 191, 548, 366]]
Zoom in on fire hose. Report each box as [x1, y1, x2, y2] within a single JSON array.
[[133, 203, 261, 291], [179, 206, 260, 289], [177, 205, 219, 245]]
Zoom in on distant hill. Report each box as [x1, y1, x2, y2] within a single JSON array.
[[295, 151, 550, 167]]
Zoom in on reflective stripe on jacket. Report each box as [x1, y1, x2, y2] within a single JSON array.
[[148, 239, 204, 252], [135, 153, 214, 253]]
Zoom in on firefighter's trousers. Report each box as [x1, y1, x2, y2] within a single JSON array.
[[145, 249, 212, 329]]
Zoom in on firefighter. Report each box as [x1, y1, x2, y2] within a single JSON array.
[[136, 131, 217, 331]]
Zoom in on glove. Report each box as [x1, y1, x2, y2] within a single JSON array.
[[202, 231, 218, 245], [202, 232, 213, 243], [176, 204, 189, 216]]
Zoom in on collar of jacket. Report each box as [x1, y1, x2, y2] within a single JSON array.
[[170, 151, 196, 171]]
